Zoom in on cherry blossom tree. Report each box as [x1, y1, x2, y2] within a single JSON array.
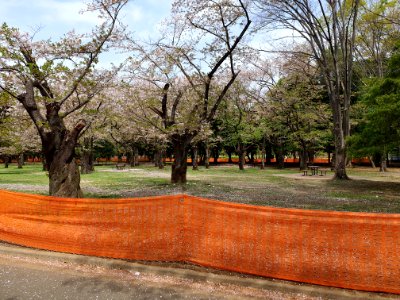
[[105, 82, 164, 167], [0, 0, 127, 197], [128, 0, 252, 183]]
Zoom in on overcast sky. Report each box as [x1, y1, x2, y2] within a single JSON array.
[[0, 0, 172, 65]]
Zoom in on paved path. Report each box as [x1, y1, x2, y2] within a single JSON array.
[[0, 243, 397, 300]]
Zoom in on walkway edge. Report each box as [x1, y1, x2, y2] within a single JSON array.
[[0, 242, 395, 300]]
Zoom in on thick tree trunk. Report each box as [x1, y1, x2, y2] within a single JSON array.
[[192, 145, 198, 170], [18, 153, 24, 169], [81, 137, 94, 174], [333, 148, 348, 179], [239, 151, 246, 170], [274, 143, 285, 169], [299, 147, 308, 170], [42, 119, 86, 198], [49, 158, 83, 198], [171, 134, 192, 184], [329, 78, 349, 180]]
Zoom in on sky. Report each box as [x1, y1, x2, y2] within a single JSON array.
[[0, 0, 293, 67], [0, 0, 172, 65]]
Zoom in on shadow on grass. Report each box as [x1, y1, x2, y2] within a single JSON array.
[[327, 178, 400, 192]]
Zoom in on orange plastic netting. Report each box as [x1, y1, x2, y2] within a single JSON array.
[[0, 189, 399, 294]]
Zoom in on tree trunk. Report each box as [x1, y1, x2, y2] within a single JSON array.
[[333, 147, 348, 179], [49, 157, 83, 198], [157, 148, 164, 169], [42, 153, 48, 171], [368, 156, 376, 168], [205, 142, 210, 169], [132, 147, 139, 167], [171, 134, 192, 184], [127, 149, 133, 167], [274, 143, 285, 169], [332, 128, 349, 179], [81, 137, 94, 174], [299, 147, 308, 170], [227, 152, 233, 164], [379, 152, 387, 172], [42, 118, 86, 198], [238, 143, 245, 171], [260, 149, 266, 170], [4, 156, 10, 168], [308, 150, 315, 164], [346, 155, 353, 168], [239, 151, 246, 170], [18, 153, 24, 169], [213, 147, 219, 165], [192, 145, 198, 170], [329, 77, 349, 180]]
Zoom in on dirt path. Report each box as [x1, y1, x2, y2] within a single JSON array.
[[1, 242, 397, 300]]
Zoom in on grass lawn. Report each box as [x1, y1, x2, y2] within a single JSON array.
[[1, 163, 400, 213]]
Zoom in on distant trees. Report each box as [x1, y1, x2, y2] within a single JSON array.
[[355, 0, 400, 78], [348, 0, 400, 169], [0, 92, 12, 162], [216, 80, 261, 170], [348, 43, 400, 171], [0, 106, 41, 168], [255, 0, 361, 179], [264, 51, 331, 170]]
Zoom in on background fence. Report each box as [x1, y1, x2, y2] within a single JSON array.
[[0, 189, 399, 294]]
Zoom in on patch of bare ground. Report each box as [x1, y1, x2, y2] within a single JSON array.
[[100, 167, 171, 178], [0, 183, 47, 193]]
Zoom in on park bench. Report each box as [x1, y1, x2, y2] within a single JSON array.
[[115, 163, 126, 170]]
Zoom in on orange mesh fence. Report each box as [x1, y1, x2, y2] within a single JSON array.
[[1, 189, 399, 294]]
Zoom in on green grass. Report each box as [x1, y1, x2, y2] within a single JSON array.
[[0, 164, 48, 185], [1, 163, 400, 213]]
